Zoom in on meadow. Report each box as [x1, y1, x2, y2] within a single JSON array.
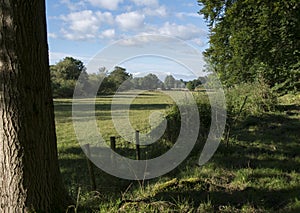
[[54, 91, 300, 212]]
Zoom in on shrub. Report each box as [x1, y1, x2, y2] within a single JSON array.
[[225, 80, 277, 118], [162, 80, 278, 145], [163, 92, 212, 143]]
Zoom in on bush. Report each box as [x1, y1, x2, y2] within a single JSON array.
[[223, 80, 278, 144], [225, 80, 277, 118], [162, 81, 277, 145], [52, 79, 76, 98], [163, 93, 212, 143], [163, 104, 181, 142]]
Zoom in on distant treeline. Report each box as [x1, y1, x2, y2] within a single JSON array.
[[50, 57, 207, 98]]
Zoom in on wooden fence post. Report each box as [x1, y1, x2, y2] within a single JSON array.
[[83, 144, 96, 190], [135, 130, 141, 160], [110, 136, 116, 151]]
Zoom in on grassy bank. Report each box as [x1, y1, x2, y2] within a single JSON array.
[[54, 91, 300, 212]]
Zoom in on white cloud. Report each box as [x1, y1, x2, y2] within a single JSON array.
[[118, 38, 138, 46], [61, 10, 99, 33], [87, 0, 123, 10], [118, 35, 171, 46], [118, 24, 206, 46], [54, 3, 205, 43], [130, 0, 159, 7], [61, 29, 96, 40], [156, 22, 206, 40], [190, 38, 206, 47], [60, 0, 86, 11], [95, 11, 114, 25], [60, 10, 114, 40], [100, 29, 115, 39], [48, 33, 57, 39], [175, 12, 200, 19], [143, 5, 167, 17], [116, 11, 145, 31]]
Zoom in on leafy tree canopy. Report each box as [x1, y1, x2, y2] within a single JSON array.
[[51, 57, 86, 80], [107, 66, 133, 91], [140, 73, 163, 90], [164, 75, 176, 89], [198, 0, 300, 93], [50, 57, 87, 98]]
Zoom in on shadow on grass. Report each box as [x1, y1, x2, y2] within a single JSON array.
[[152, 185, 300, 212], [54, 102, 170, 120], [58, 138, 173, 196], [58, 146, 132, 197], [101, 92, 157, 98], [214, 112, 300, 172]]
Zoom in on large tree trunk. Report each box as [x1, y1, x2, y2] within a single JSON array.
[[0, 0, 71, 212]]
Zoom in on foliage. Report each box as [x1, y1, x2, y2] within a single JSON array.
[[185, 77, 207, 91], [163, 92, 211, 142], [50, 57, 217, 97], [51, 62, 134, 97], [272, 61, 300, 95], [223, 80, 278, 144], [52, 59, 188, 97], [198, 0, 300, 93], [225, 80, 278, 118], [186, 81, 194, 91], [132, 73, 163, 90], [52, 57, 85, 80], [164, 104, 181, 142], [106, 66, 133, 92], [51, 57, 87, 98], [164, 75, 176, 89]]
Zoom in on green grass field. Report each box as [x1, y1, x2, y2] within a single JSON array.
[[54, 91, 300, 212]]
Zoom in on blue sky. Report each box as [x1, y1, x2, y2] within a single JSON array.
[[46, 0, 209, 80]]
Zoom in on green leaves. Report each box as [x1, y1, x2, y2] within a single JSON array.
[[50, 57, 87, 98], [198, 0, 300, 93]]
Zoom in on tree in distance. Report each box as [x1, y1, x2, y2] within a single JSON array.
[[51, 57, 87, 98], [164, 75, 176, 90]]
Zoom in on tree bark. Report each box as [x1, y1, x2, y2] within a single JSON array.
[[0, 0, 71, 212]]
